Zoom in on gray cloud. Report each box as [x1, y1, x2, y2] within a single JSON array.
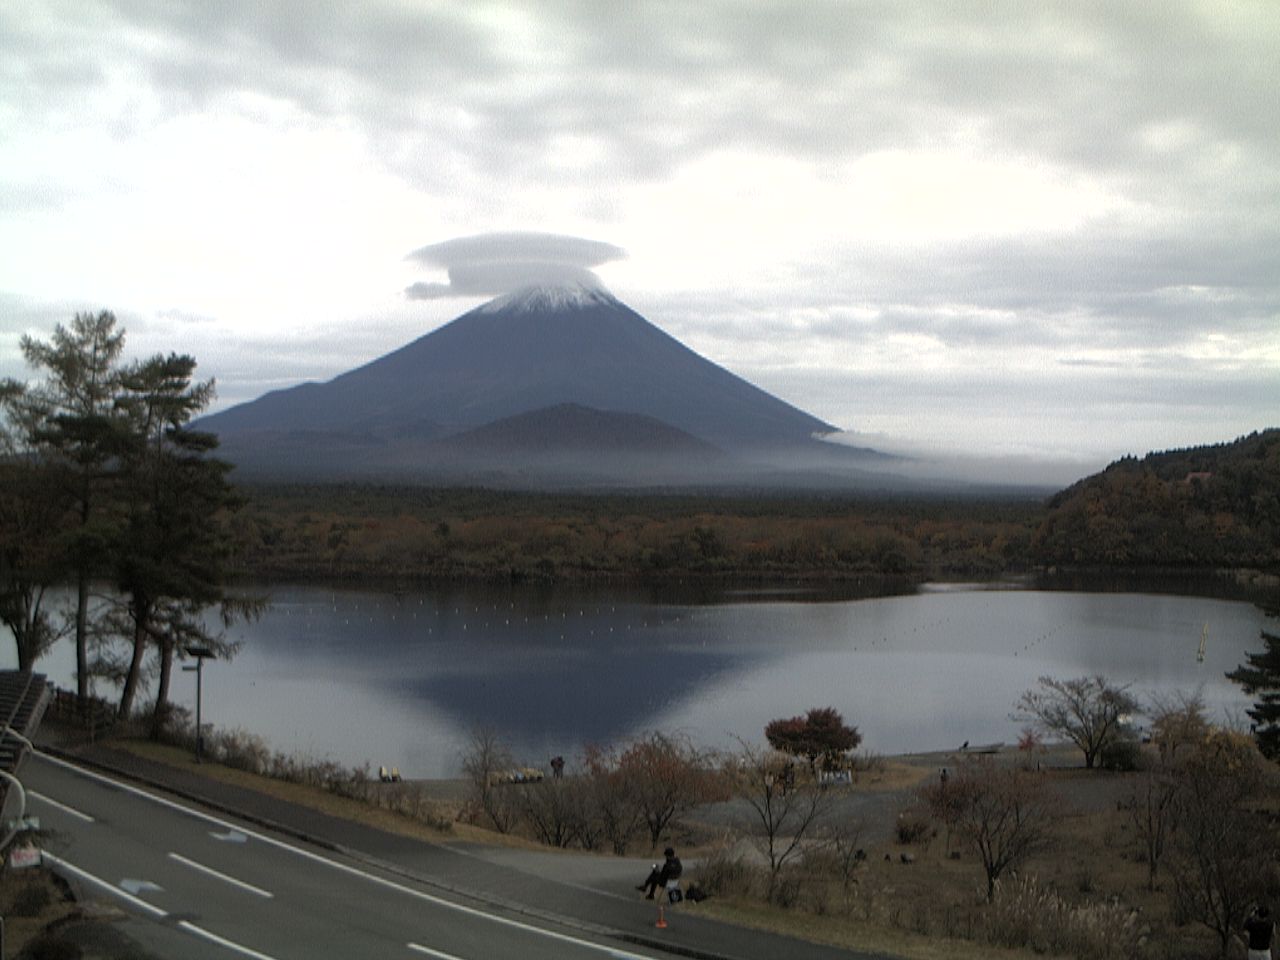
[[405, 232, 626, 299], [2, 1, 1276, 470], [11, 3, 1270, 193]]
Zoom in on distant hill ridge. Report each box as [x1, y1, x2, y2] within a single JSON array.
[[199, 283, 893, 487], [438, 402, 724, 457], [1033, 429, 1280, 568]]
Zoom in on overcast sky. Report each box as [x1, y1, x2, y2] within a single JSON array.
[[2, 1, 1277, 485]]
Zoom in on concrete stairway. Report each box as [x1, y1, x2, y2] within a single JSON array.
[[0, 669, 51, 773]]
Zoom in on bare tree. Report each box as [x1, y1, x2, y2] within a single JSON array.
[[1167, 729, 1274, 957], [513, 776, 582, 848], [581, 743, 644, 855], [922, 760, 1053, 901], [618, 732, 723, 847], [1014, 675, 1139, 769], [819, 819, 865, 914], [460, 727, 517, 833], [1147, 688, 1209, 763], [731, 740, 834, 901], [1127, 767, 1180, 891]]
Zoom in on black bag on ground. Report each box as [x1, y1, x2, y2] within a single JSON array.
[[668, 887, 683, 904]]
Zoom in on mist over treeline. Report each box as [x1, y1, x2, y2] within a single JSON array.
[[225, 429, 1279, 584]]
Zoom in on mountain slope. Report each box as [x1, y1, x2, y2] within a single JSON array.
[[200, 284, 884, 485], [435, 403, 724, 458], [1032, 429, 1280, 568], [203, 285, 830, 448]]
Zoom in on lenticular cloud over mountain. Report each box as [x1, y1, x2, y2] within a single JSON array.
[[405, 231, 626, 300]]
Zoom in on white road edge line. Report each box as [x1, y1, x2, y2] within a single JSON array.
[[36, 751, 655, 960], [29, 788, 96, 822], [407, 943, 467, 959], [177, 920, 281, 960], [43, 850, 281, 960], [168, 851, 274, 899], [40, 852, 167, 920]]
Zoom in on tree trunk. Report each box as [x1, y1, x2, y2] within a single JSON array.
[[16, 632, 35, 671], [151, 637, 174, 739], [76, 572, 90, 703], [118, 611, 149, 719]]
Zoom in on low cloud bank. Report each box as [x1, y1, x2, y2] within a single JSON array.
[[824, 431, 1103, 490]]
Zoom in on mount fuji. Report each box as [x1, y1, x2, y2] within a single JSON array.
[[200, 284, 890, 487]]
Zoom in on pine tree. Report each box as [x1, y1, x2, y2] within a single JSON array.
[[110, 353, 238, 722], [0, 381, 66, 668], [1226, 622, 1280, 760], [19, 311, 129, 699]]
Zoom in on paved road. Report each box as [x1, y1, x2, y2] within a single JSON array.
[[27, 743, 894, 960], [27, 752, 670, 960]]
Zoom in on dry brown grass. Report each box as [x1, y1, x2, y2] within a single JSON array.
[[694, 896, 1069, 960], [690, 835, 1123, 959], [0, 866, 79, 957], [691, 762, 1228, 960], [853, 758, 933, 792], [113, 738, 542, 848]]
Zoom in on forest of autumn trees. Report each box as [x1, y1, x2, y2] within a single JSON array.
[[224, 485, 1043, 584], [221, 425, 1280, 585], [1032, 429, 1280, 569], [0, 311, 251, 724]]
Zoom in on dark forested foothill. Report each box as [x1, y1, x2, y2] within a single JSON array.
[[1032, 430, 1280, 570]]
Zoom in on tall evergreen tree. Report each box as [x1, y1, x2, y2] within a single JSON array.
[[110, 353, 247, 724], [19, 311, 128, 698], [1226, 619, 1280, 760], [0, 380, 66, 668]]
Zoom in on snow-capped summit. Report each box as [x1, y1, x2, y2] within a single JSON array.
[[477, 282, 618, 315]]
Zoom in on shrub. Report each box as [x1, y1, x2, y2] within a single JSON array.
[[769, 866, 804, 908], [895, 812, 933, 845], [697, 845, 757, 899], [981, 875, 1143, 960], [146, 714, 456, 834], [1099, 738, 1144, 772]]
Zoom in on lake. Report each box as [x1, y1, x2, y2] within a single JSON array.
[[16, 580, 1274, 778]]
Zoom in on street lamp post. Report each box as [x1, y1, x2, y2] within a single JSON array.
[[182, 646, 215, 763]]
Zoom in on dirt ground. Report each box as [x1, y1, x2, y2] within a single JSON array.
[[1, 863, 167, 960]]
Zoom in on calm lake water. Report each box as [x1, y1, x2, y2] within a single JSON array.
[[18, 581, 1275, 778]]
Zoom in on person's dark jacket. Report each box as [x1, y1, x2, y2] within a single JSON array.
[[1245, 912, 1274, 950], [659, 855, 683, 884]]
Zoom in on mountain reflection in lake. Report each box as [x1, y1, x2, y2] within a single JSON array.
[[26, 583, 1272, 778]]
